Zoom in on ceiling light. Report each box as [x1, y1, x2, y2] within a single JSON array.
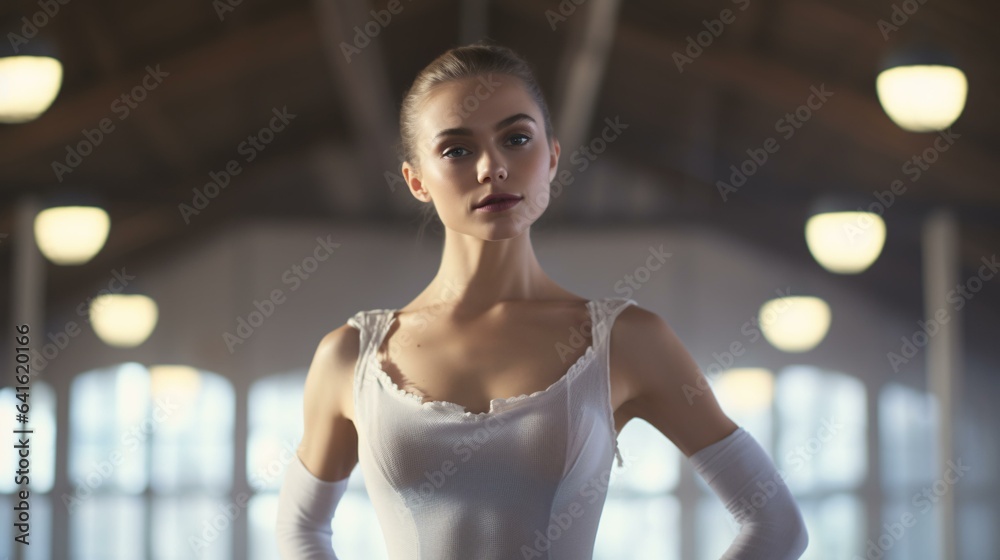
[[806, 211, 886, 274], [89, 294, 158, 348], [34, 206, 110, 265], [877, 43, 967, 132], [759, 295, 831, 353]]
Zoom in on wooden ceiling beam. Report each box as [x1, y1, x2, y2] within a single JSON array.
[[75, 4, 199, 177], [459, 0, 489, 45], [0, 9, 318, 169], [552, 0, 622, 154], [614, 20, 1000, 208], [311, 0, 403, 214]]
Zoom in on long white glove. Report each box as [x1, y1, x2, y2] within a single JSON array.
[[275, 453, 350, 559], [689, 427, 809, 559]]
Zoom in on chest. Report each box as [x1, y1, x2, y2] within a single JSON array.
[[373, 306, 597, 415]]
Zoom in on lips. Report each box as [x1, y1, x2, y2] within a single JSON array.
[[474, 193, 522, 209]]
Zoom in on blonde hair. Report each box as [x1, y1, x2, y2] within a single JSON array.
[[397, 41, 554, 239]]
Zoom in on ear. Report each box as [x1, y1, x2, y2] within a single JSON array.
[[548, 137, 561, 184], [402, 161, 431, 203]]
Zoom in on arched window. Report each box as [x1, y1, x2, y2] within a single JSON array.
[[696, 366, 867, 559], [0, 380, 56, 560], [878, 381, 939, 560], [68, 363, 234, 559], [246, 371, 385, 560], [595, 418, 681, 559]]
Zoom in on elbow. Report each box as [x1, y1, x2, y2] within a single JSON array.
[[275, 520, 336, 559], [274, 515, 337, 560], [787, 507, 809, 558]]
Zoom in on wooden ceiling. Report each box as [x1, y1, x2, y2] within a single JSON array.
[[1, 0, 998, 327]]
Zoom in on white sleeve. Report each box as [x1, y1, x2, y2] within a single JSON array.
[[275, 453, 350, 559], [688, 426, 809, 559]]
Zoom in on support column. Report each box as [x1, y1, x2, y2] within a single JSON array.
[[922, 208, 961, 560], [11, 195, 52, 560]]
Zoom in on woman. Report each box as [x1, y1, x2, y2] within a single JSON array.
[[276, 42, 808, 559]]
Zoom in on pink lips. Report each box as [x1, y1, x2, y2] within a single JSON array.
[[473, 196, 522, 213]]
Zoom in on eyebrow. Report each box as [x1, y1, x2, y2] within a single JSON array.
[[432, 113, 537, 143]]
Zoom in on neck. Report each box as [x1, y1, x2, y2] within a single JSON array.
[[416, 226, 561, 314]]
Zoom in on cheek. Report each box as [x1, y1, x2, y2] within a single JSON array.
[[525, 148, 552, 179]]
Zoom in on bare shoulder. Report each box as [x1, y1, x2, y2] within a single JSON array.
[[611, 303, 739, 457], [305, 322, 361, 421], [297, 321, 362, 481]]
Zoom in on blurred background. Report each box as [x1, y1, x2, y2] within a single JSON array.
[[0, 0, 998, 558]]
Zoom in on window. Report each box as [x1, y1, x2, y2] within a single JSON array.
[[0, 380, 55, 560], [68, 363, 234, 560], [596, 418, 681, 559], [696, 366, 867, 559], [246, 371, 386, 560], [878, 382, 940, 560]]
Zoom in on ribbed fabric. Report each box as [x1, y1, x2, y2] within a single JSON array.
[[346, 297, 636, 560], [689, 427, 810, 559], [275, 454, 350, 559]]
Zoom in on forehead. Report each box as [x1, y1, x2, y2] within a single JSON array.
[[419, 73, 541, 133]]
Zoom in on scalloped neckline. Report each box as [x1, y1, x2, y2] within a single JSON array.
[[367, 299, 599, 419]]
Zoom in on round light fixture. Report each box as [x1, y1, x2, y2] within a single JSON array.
[[876, 42, 967, 132], [34, 205, 110, 265], [806, 211, 886, 274], [0, 31, 62, 123], [759, 295, 831, 353], [89, 294, 158, 348]]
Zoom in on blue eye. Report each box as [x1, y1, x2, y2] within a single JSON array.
[[443, 147, 469, 159], [442, 134, 531, 159]]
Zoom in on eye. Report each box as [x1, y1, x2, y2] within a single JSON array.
[[442, 146, 470, 159], [508, 133, 531, 146]]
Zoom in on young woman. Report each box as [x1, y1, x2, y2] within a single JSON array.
[[276, 42, 808, 559]]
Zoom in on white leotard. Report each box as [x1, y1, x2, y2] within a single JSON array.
[[345, 297, 635, 560]]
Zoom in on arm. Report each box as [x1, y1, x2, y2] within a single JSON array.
[[612, 306, 808, 559], [276, 324, 362, 559]]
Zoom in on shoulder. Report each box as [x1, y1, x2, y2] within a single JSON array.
[[607, 301, 676, 393], [610, 302, 739, 456], [603, 299, 666, 347], [321, 321, 362, 362], [607, 300, 693, 384], [302, 320, 363, 419]]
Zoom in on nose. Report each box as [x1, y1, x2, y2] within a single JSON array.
[[477, 149, 507, 183]]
